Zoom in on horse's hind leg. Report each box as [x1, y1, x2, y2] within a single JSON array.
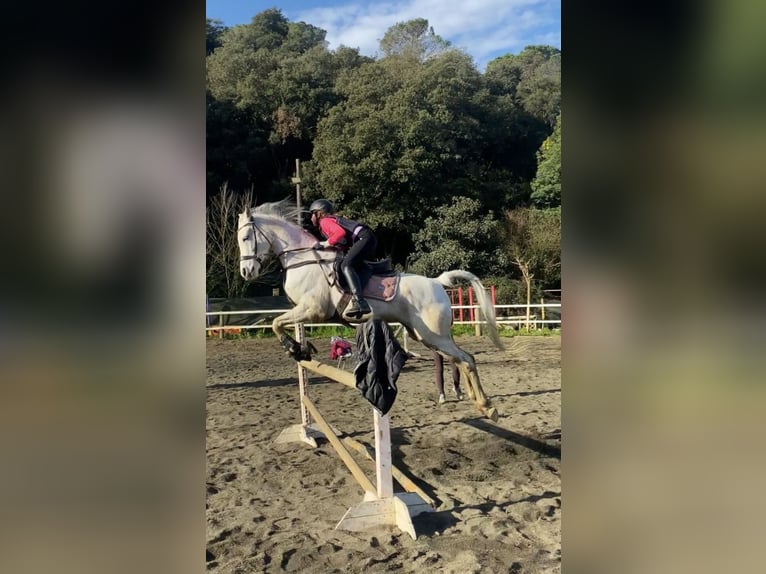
[[431, 342, 499, 422], [403, 297, 498, 420], [456, 354, 499, 421], [455, 361, 476, 401]]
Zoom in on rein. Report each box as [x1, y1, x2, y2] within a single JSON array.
[[283, 257, 334, 271]]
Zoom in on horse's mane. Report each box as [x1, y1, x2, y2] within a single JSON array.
[[250, 199, 316, 245], [251, 198, 302, 225]]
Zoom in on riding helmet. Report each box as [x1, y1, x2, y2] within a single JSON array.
[[309, 199, 334, 214]]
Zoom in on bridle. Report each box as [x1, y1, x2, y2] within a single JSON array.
[[238, 218, 269, 266]]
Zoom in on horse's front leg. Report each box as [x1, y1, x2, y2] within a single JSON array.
[[272, 305, 322, 361]]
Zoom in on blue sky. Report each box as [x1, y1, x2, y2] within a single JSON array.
[[206, 0, 560, 71]]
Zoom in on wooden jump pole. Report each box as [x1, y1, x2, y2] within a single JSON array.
[[297, 359, 355, 388], [301, 394, 376, 495], [274, 327, 433, 539]]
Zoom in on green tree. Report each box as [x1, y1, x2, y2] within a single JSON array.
[[479, 89, 547, 189], [247, 7, 290, 50], [206, 9, 369, 194], [282, 20, 328, 54], [206, 91, 272, 196], [482, 46, 561, 185], [485, 45, 561, 127], [206, 18, 226, 55], [207, 10, 302, 113], [408, 197, 503, 277], [379, 18, 452, 61], [307, 48, 489, 261], [504, 207, 561, 318], [531, 112, 561, 207], [204, 10, 563, 283]]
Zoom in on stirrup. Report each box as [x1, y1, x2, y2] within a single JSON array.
[[345, 298, 371, 318]]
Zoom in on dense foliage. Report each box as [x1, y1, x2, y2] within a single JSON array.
[[206, 11, 561, 302], [531, 112, 562, 207]]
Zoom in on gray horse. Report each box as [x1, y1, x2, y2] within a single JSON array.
[[237, 200, 504, 420]]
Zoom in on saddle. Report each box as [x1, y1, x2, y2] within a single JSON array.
[[333, 256, 400, 302]]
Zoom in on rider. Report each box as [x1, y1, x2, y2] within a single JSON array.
[[309, 198, 376, 318]]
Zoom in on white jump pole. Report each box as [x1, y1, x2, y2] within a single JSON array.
[[333, 404, 432, 540], [274, 174, 325, 447], [273, 323, 324, 447]]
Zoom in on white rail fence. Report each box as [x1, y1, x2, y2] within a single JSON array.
[[205, 303, 561, 336]]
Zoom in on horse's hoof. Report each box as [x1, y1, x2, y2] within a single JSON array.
[[438, 394, 446, 404]]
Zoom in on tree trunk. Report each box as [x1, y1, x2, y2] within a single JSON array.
[[514, 257, 533, 332]]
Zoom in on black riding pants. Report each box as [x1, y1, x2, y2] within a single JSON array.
[[340, 229, 377, 274]]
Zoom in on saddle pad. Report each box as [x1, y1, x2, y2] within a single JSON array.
[[362, 274, 400, 302]]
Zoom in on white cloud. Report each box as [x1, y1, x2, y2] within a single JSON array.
[[294, 0, 559, 70]]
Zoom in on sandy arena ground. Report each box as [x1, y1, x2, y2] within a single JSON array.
[[206, 334, 561, 573]]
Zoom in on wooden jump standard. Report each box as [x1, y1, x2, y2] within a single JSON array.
[[274, 324, 433, 539]]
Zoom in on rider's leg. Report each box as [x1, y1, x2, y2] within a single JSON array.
[[341, 232, 375, 318], [341, 263, 371, 317]]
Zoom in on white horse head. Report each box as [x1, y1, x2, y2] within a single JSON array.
[[238, 200, 315, 281], [237, 209, 261, 281]]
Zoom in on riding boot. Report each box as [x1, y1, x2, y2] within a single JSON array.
[[342, 267, 371, 318]]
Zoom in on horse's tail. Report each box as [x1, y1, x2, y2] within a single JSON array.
[[435, 270, 504, 350]]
